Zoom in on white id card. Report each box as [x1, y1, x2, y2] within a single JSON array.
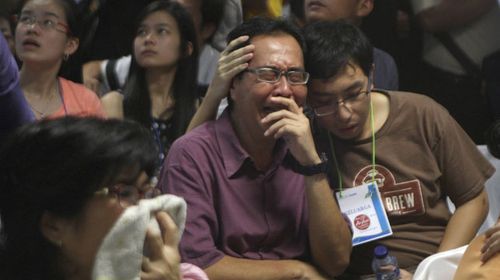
[[336, 182, 392, 246]]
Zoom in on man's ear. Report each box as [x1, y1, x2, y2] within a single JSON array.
[[229, 80, 237, 102], [356, 0, 374, 18], [40, 211, 71, 247], [229, 76, 242, 103], [201, 23, 216, 43]]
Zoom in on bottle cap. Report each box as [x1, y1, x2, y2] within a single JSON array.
[[374, 245, 388, 258]]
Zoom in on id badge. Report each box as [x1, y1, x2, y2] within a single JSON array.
[[336, 182, 393, 246]]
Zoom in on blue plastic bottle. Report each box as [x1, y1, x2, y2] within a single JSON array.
[[371, 245, 400, 280]]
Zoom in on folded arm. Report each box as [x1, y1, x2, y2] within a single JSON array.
[[205, 256, 330, 280]]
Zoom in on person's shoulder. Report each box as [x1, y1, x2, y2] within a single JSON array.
[[389, 90, 442, 109], [100, 91, 123, 118], [101, 91, 123, 103], [170, 121, 218, 154], [165, 120, 221, 168], [388, 90, 452, 123], [373, 47, 397, 68], [373, 47, 394, 60], [59, 77, 98, 99]]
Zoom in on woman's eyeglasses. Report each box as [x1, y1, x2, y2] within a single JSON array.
[[15, 14, 71, 35], [95, 177, 161, 208]]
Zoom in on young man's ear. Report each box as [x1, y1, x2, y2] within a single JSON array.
[[356, 0, 374, 19], [40, 211, 71, 247]]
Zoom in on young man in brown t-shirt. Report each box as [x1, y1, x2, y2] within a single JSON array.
[[304, 20, 493, 279]]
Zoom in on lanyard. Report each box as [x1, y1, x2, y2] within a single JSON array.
[[328, 98, 377, 197]]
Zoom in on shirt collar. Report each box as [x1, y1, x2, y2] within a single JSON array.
[[215, 110, 289, 178]]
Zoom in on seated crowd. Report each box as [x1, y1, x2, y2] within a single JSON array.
[[1, 0, 500, 279]]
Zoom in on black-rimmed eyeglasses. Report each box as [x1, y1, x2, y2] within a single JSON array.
[[245, 67, 310, 85], [312, 78, 372, 117]]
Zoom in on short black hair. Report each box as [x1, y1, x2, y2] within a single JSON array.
[[304, 20, 373, 80], [0, 117, 157, 279], [227, 16, 306, 55]]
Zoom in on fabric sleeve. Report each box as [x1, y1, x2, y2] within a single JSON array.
[[159, 138, 225, 269], [59, 79, 106, 118], [432, 105, 494, 207], [115, 55, 131, 88], [99, 59, 111, 91], [84, 87, 106, 118], [0, 33, 34, 142], [100, 55, 131, 92], [373, 48, 399, 90], [411, 0, 438, 14]]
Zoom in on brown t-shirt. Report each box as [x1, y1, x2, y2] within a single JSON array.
[[316, 90, 494, 275]]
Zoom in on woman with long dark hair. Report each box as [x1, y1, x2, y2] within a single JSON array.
[[101, 0, 199, 163]]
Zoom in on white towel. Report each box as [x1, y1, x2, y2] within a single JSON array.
[[413, 245, 468, 280], [92, 194, 187, 280]]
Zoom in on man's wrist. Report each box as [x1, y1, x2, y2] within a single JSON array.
[[289, 153, 329, 176]]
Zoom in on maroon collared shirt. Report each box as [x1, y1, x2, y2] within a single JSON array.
[[159, 111, 310, 268]]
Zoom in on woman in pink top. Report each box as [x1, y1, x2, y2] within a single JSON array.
[[15, 0, 104, 119]]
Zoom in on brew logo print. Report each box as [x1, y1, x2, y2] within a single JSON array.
[[353, 165, 425, 217]]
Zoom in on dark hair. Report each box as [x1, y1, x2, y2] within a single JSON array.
[[123, 0, 199, 141], [0, 117, 157, 279], [486, 120, 500, 159], [304, 20, 373, 80], [226, 17, 306, 109], [16, 0, 81, 39], [289, 0, 305, 24], [0, 11, 15, 34], [201, 0, 225, 42], [227, 16, 306, 55]]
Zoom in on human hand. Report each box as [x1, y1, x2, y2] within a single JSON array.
[[207, 35, 254, 101], [141, 212, 181, 280], [82, 60, 103, 95], [399, 268, 413, 280], [481, 221, 500, 262], [261, 96, 320, 166]]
